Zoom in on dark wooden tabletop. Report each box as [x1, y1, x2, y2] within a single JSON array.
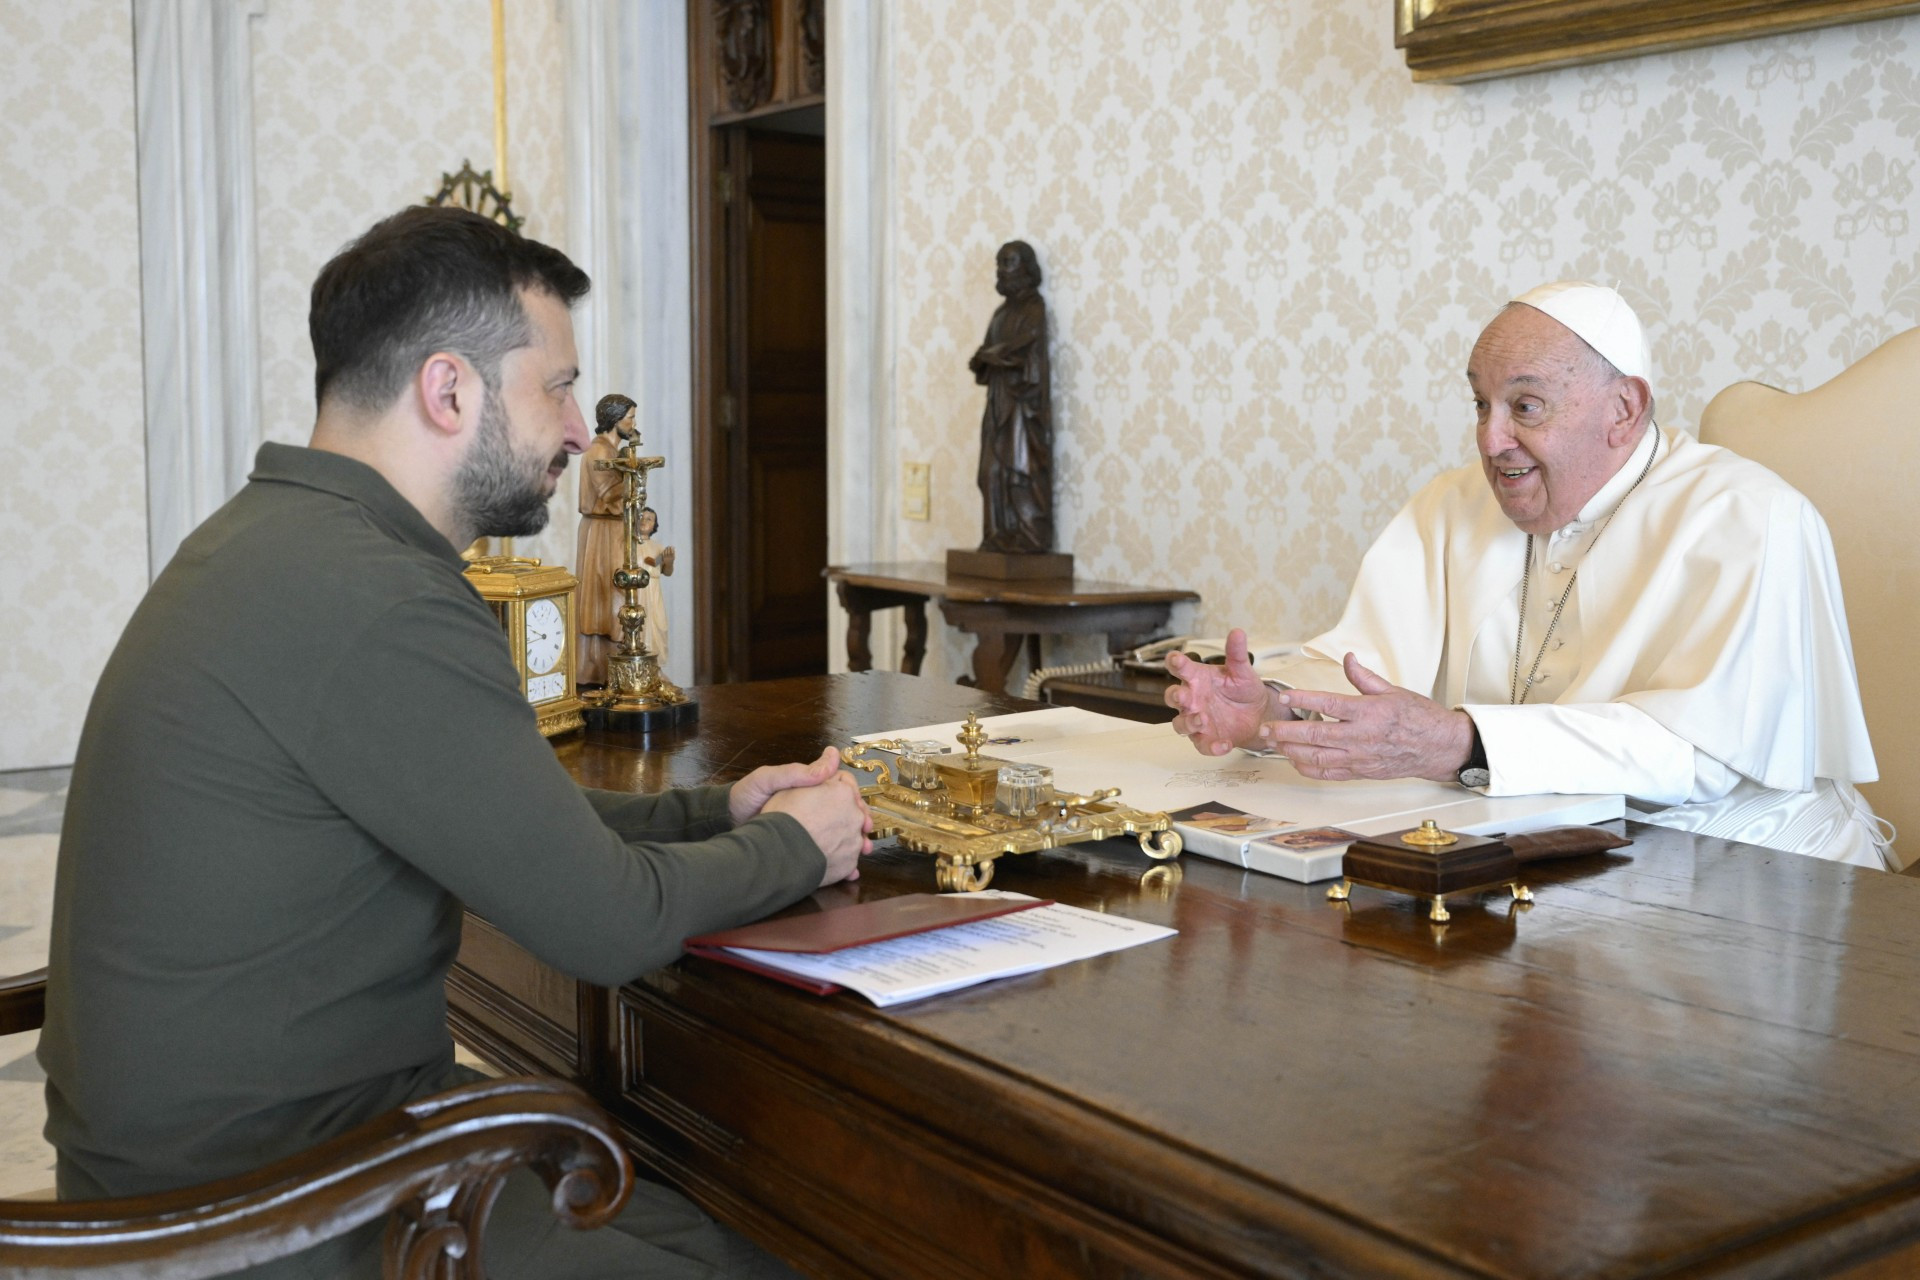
[[566, 674, 1920, 1278], [825, 560, 1201, 607]]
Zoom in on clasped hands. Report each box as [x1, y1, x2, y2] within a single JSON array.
[[1164, 630, 1475, 784], [729, 747, 874, 886]]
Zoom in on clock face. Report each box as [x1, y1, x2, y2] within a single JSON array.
[[526, 671, 569, 704], [525, 598, 565, 675]]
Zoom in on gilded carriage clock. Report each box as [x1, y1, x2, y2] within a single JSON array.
[[463, 556, 585, 738]]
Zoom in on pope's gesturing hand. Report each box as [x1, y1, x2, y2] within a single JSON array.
[[1257, 653, 1475, 784], [1164, 629, 1276, 756]]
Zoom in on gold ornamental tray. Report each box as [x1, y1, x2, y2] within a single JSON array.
[[843, 714, 1182, 892]]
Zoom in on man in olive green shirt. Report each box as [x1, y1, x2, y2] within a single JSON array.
[[40, 207, 868, 1278]]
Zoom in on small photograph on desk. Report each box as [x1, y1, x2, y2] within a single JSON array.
[[1168, 803, 1293, 837], [1174, 811, 1355, 882], [1257, 826, 1361, 853]]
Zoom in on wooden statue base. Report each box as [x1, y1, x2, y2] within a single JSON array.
[[582, 698, 700, 735], [946, 548, 1074, 581]]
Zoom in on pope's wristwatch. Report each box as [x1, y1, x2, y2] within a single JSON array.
[[1456, 719, 1491, 789]]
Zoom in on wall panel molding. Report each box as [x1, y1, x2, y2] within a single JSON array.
[[826, 0, 896, 672], [134, 0, 267, 577]]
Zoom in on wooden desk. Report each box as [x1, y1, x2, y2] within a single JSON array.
[[824, 561, 1199, 694], [450, 674, 1920, 1279]]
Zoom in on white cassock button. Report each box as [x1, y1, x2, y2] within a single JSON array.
[[1552, 638, 1565, 650], [1549, 561, 1566, 574], [1536, 670, 1552, 682]]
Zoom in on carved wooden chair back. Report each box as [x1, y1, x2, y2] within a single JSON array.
[[0, 971, 630, 1279]]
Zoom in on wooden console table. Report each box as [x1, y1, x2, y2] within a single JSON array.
[[449, 673, 1920, 1280], [824, 560, 1199, 694]]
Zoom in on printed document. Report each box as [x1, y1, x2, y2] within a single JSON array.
[[720, 891, 1174, 1007]]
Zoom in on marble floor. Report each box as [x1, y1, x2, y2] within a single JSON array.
[[0, 765, 66, 1197]]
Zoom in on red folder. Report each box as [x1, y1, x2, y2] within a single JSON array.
[[685, 893, 1052, 996]]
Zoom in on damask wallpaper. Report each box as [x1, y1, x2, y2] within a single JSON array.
[[0, 1, 148, 772], [888, 0, 1920, 683], [1, 0, 573, 771], [252, 0, 573, 566]]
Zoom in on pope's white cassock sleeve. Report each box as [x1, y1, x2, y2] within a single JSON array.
[[1265, 428, 1895, 869]]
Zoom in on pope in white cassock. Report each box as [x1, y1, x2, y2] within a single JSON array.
[[1167, 281, 1897, 870]]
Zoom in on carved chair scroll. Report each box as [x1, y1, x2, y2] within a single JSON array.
[[0, 970, 632, 1280]]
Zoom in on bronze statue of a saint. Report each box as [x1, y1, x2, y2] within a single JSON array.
[[969, 241, 1054, 556]]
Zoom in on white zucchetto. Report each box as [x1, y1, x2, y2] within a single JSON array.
[[1511, 281, 1653, 384]]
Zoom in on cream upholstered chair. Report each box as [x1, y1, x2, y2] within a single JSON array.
[[1698, 328, 1920, 862]]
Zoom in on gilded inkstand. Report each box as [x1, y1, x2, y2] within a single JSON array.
[[581, 427, 696, 732], [844, 715, 1182, 892]]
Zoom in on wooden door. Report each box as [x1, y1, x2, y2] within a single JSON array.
[[722, 129, 827, 680], [689, 0, 828, 684]]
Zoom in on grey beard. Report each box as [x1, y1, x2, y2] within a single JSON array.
[[452, 395, 553, 539]]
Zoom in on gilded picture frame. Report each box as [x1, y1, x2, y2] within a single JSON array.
[[1397, 0, 1920, 83]]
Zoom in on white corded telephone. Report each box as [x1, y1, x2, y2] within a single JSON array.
[[1120, 636, 1299, 671]]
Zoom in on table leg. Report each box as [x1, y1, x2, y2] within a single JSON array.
[[958, 632, 1023, 695], [835, 581, 874, 673], [902, 601, 928, 676]]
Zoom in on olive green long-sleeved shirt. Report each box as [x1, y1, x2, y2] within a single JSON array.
[[40, 443, 824, 1199]]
